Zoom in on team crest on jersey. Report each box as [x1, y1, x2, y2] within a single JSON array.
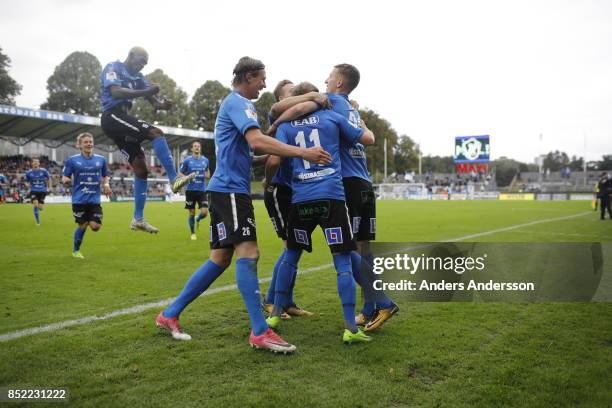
[[325, 227, 343, 245], [291, 116, 319, 127], [217, 222, 227, 240], [105, 70, 117, 81], [370, 218, 376, 234], [352, 217, 362, 233], [294, 229, 309, 245], [244, 104, 258, 120]]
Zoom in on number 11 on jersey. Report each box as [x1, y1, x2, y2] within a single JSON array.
[[295, 129, 321, 169]]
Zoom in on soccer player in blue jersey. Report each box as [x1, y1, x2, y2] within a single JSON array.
[[261, 79, 331, 319], [25, 158, 52, 225], [266, 81, 376, 343], [100, 46, 194, 233], [179, 140, 209, 240], [0, 172, 7, 204], [62, 133, 112, 258], [325, 64, 398, 331], [155, 57, 331, 353]]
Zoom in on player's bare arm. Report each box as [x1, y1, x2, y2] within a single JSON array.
[[358, 120, 375, 146], [102, 176, 113, 197], [270, 92, 330, 119], [109, 84, 160, 100], [263, 155, 281, 191], [245, 128, 331, 165], [268, 101, 319, 136], [252, 155, 269, 166]]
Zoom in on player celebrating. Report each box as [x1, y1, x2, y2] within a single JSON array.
[[62, 133, 112, 258], [266, 82, 375, 343], [261, 79, 331, 319], [25, 158, 51, 225], [180, 140, 210, 240], [100, 46, 194, 233], [155, 57, 331, 353], [325, 64, 399, 332]]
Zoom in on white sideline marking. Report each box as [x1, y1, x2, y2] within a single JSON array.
[[0, 211, 592, 342]]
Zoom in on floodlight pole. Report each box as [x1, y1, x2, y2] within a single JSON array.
[[384, 138, 388, 181], [583, 131, 587, 187]]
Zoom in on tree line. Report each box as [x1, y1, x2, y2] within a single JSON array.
[[1, 48, 610, 184]]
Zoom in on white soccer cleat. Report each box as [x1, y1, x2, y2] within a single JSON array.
[[130, 218, 159, 233], [156, 312, 192, 341], [171, 331, 192, 341]]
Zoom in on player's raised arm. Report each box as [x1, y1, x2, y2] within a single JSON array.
[[270, 91, 330, 119], [268, 101, 320, 136]]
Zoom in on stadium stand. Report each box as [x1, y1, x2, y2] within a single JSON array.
[[0, 104, 213, 202]]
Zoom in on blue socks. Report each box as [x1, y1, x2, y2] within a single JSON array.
[[236, 258, 268, 336], [333, 252, 357, 332], [133, 177, 148, 220], [195, 212, 206, 222], [265, 249, 286, 304], [188, 215, 195, 234], [352, 252, 393, 311], [73, 227, 86, 252], [350, 251, 376, 315], [152, 137, 177, 182], [163, 260, 226, 318], [364, 253, 393, 309], [33, 207, 40, 224], [273, 248, 301, 311]]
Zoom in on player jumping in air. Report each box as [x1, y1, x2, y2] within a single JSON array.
[[100, 46, 195, 233]]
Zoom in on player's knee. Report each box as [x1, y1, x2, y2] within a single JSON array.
[[236, 243, 259, 260], [211, 253, 232, 269], [356, 241, 370, 255], [90, 223, 101, 232], [148, 128, 163, 139], [134, 167, 148, 179]]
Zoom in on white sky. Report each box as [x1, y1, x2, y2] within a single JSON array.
[[1, 0, 611, 163]]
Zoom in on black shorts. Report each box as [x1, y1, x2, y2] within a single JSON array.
[[263, 184, 292, 240], [72, 203, 103, 224], [101, 106, 152, 163], [343, 177, 376, 241], [287, 199, 356, 254], [185, 190, 209, 210], [29, 191, 46, 204], [208, 191, 257, 249]]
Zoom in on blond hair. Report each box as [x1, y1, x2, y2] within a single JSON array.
[[76, 132, 93, 145]]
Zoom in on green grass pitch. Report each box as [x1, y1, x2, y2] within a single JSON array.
[[0, 200, 610, 407]]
